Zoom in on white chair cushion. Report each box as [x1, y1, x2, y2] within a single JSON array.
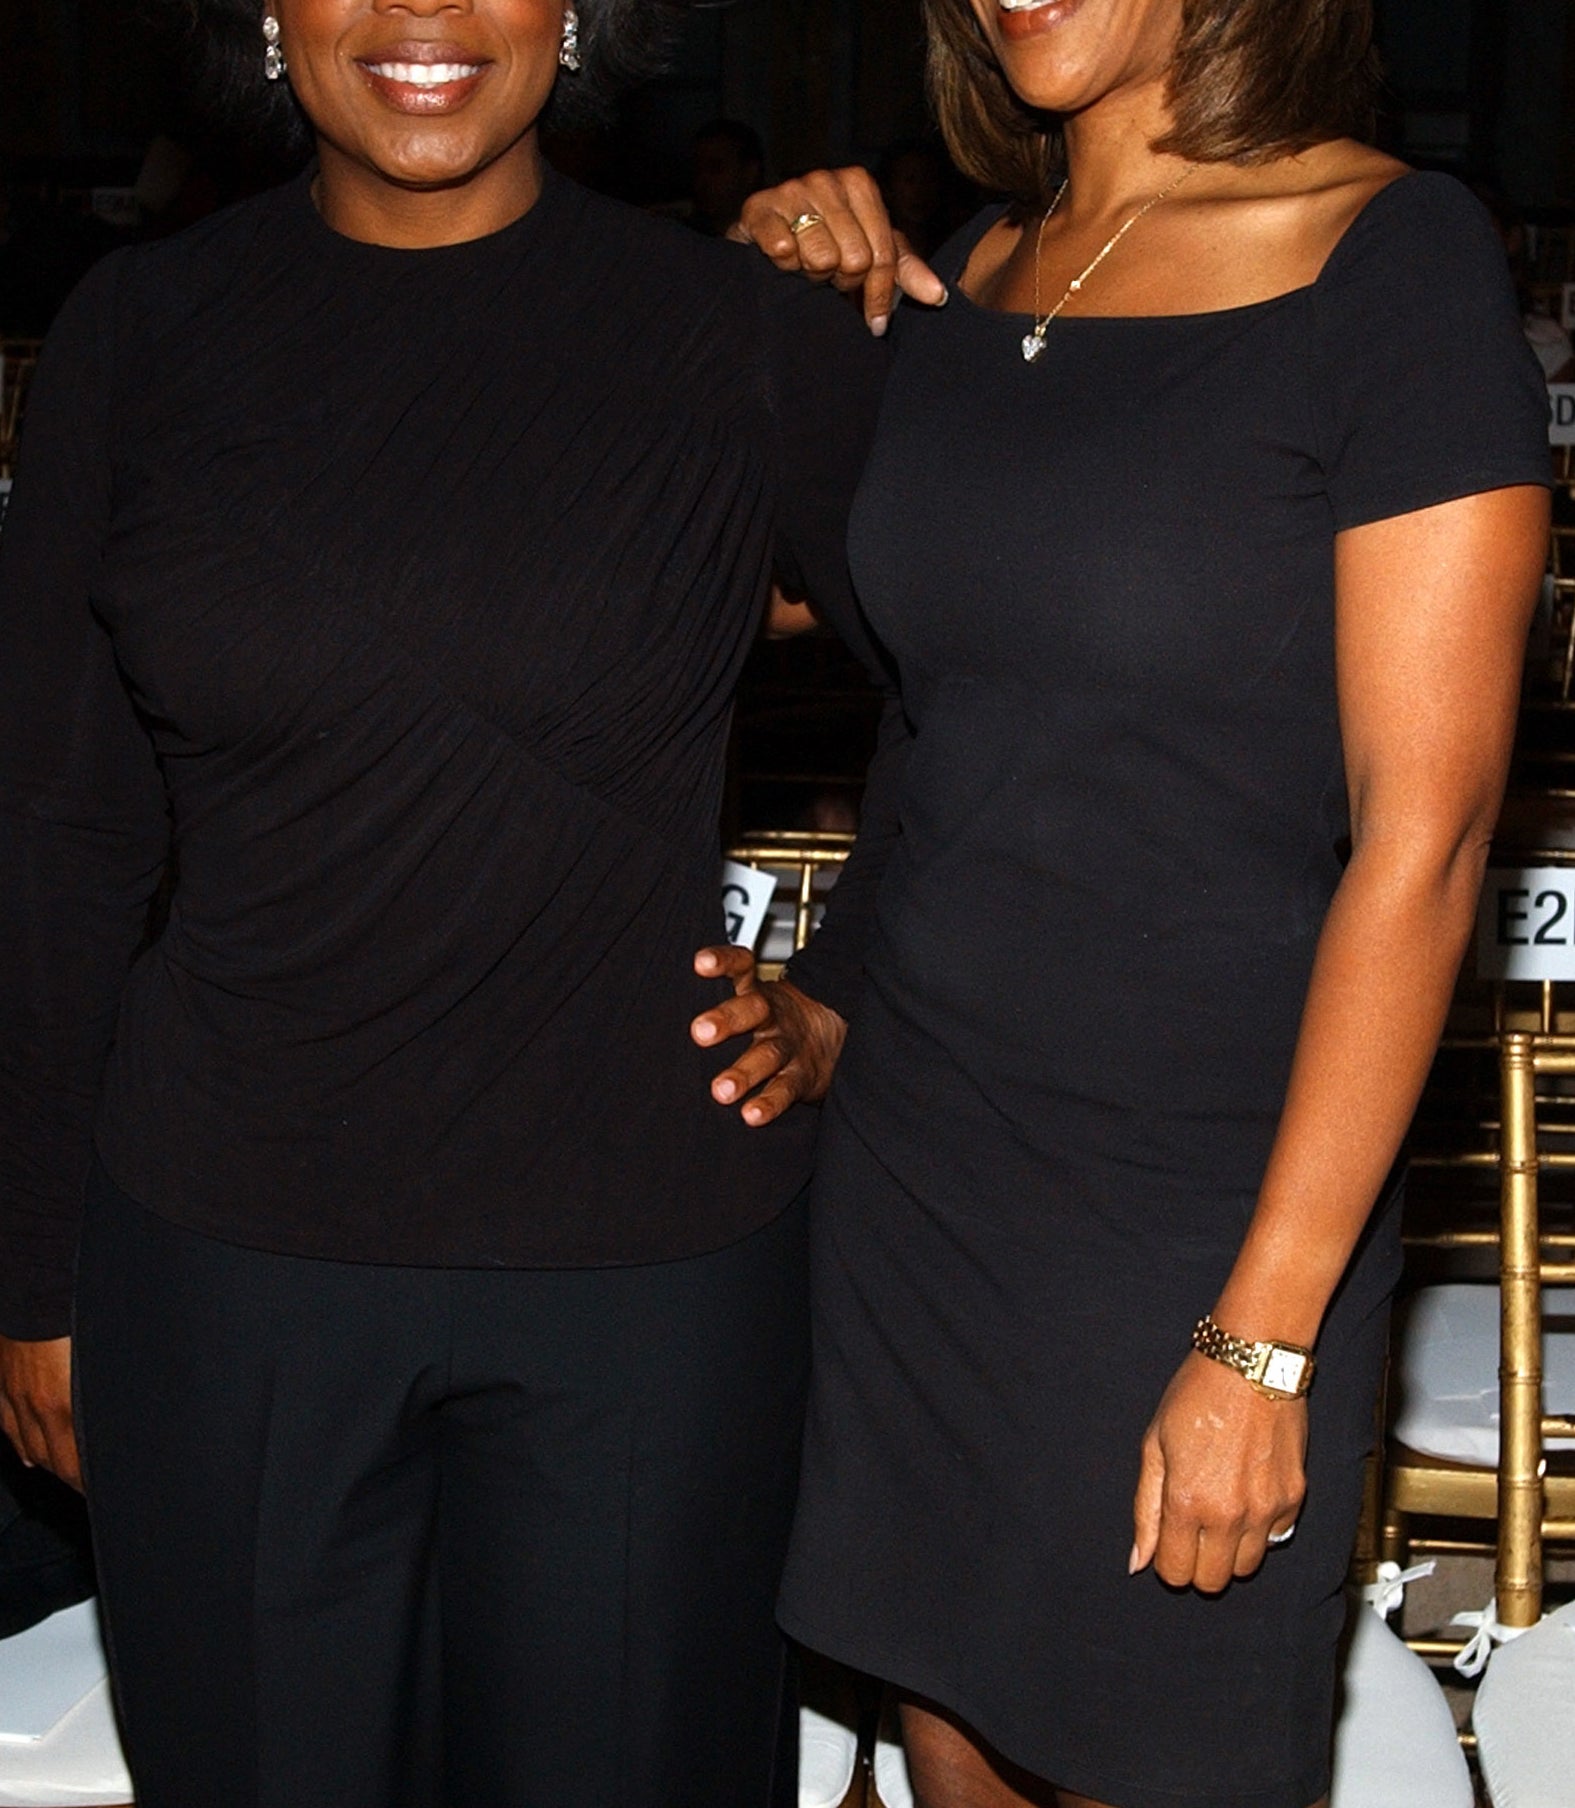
[[0, 1600, 132, 1806], [1330, 1603, 1473, 1808], [1391, 1284, 1575, 1465], [875, 1721, 911, 1808], [1473, 1599, 1575, 1808], [799, 1704, 858, 1808]]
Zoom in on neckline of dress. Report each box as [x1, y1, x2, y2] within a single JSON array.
[[947, 167, 1421, 328], [947, 279, 1314, 328], [290, 161, 572, 264]]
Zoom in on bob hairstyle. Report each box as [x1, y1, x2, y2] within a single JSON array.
[[169, 0, 688, 166], [922, 0, 1380, 211]]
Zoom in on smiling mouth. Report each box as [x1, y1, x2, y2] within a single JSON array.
[[362, 61, 485, 86], [355, 52, 492, 113], [995, 0, 1085, 33]]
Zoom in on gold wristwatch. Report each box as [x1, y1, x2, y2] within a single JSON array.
[[1192, 1314, 1315, 1399]]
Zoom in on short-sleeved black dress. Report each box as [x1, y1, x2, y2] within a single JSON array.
[[777, 174, 1551, 1808]]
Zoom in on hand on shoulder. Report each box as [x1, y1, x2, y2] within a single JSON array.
[[729, 166, 949, 335]]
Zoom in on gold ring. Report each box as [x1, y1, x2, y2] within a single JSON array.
[[787, 211, 827, 236]]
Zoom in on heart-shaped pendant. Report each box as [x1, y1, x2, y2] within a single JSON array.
[[1021, 331, 1045, 363]]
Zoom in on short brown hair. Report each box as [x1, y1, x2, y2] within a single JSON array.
[[922, 0, 1380, 210]]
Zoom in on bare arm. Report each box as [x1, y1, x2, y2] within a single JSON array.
[[1133, 482, 1549, 1591]]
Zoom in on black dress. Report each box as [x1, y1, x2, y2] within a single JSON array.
[[777, 174, 1551, 1808]]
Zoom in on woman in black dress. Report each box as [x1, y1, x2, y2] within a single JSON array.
[[697, 1, 1552, 1803], [0, 3, 880, 1803]]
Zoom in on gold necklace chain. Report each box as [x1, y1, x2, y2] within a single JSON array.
[[1021, 164, 1199, 363]]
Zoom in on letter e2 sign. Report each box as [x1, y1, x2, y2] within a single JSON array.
[[1478, 867, 1575, 980]]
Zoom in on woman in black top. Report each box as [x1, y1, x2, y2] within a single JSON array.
[[0, 3, 881, 1802], [696, 1, 1553, 1803]]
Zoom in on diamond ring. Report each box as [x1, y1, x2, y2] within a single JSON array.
[[1267, 1524, 1298, 1547], [788, 212, 827, 236]]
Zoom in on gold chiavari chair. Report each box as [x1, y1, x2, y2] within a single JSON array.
[[1538, 525, 1575, 702], [724, 830, 853, 977], [1383, 1027, 1575, 1643]]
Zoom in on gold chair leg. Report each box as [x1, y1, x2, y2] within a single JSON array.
[[1498, 1033, 1544, 1629], [1349, 1389, 1387, 1586], [1379, 1503, 1409, 1569]]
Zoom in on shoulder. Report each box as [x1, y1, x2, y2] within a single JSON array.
[[53, 181, 299, 361], [563, 179, 756, 301], [571, 182, 880, 375], [134, 181, 294, 285], [1315, 168, 1507, 292], [1171, 147, 1426, 303], [555, 182, 811, 429], [1299, 165, 1550, 522]]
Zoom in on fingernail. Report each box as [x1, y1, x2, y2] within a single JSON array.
[[696, 952, 717, 972], [934, 286, 950, 308], [715, 1079, 736, 1102], [694, 1021, 716, 1043], [743, 1105, 764, 1125], [870, 315, 889, 337], [1128, 1543, 1142, 1574]]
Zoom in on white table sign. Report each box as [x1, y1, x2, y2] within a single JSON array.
[[1548, 385, 1575, 445], [720, 859, 777, 950], [1477, 866, 1575, 981]]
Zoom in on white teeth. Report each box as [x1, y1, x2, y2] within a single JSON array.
[[998, 0, 1054, 10], [366, 62, 483, 86]]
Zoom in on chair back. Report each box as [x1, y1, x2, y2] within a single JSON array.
[[1494, 1030, 1575, 1626], [724, 832, 853, 974]]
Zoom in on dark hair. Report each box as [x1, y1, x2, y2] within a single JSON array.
[[921, 0, 1380, 210], [167, 0, 689, 166], [693, 119, 765, 170]]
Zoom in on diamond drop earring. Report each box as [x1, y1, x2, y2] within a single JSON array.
[[560, 5, 582, 73], [262, 13, 286, 82]]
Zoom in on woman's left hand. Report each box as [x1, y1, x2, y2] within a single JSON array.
[[691, 945, 847, 1125], [1130, 1352, 1307, 1592]]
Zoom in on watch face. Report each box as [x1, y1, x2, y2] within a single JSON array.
[[1261, 1348, 1308, 1395]]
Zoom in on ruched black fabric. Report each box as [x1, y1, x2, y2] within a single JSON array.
[[0, 168, 883, 1337], [777, 174, 1552, 1808]]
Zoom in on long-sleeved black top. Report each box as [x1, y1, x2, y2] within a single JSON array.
[[0, 168, 886, 1338]]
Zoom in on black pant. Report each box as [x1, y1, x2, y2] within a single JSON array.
[[74, 1163, 809, 1808]]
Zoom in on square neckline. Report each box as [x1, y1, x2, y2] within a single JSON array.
[[948, 167, 1421, 327]]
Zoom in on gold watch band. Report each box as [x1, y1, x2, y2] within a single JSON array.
[[1191, 1314, 1316, 1399]]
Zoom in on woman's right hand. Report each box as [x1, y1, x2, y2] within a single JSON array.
[[729, 167, 948, 335], [0, 1333, 81, 1491], [691, 945, 848, 1125]]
